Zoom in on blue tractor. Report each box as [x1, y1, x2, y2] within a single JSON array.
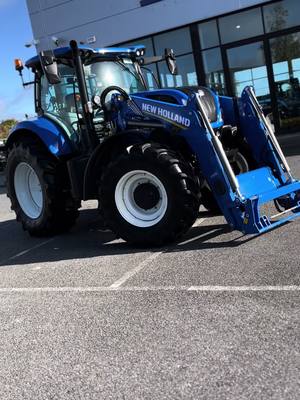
[[6, 40, 300, 245]]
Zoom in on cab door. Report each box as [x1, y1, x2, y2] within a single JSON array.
[[40, 63, 80, 143]]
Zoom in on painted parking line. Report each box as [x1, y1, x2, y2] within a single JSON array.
[[0, 285, 299, 293], [0, 238, 55, 266], [188, 285, 300, 292], [110, 251, 164, 289], [109, 218, 207, 289]]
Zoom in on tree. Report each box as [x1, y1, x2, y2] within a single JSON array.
[[267, 4, 300, 66], [0, 119, 18, 139]]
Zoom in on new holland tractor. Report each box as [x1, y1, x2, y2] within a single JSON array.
[[5, 40, 300, 246]]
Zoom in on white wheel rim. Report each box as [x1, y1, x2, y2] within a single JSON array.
[[115, 170, 168, 228], [14, 162, 43, 219]]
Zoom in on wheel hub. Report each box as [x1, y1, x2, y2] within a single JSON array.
[[14, 162, 43, 219], [133, 182, 160, 210], [115, 170, 168, 228]]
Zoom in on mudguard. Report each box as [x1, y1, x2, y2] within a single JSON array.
[[6, 116, 73, 157]]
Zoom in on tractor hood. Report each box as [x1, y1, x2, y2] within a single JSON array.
[[132, 87, 223, 127]]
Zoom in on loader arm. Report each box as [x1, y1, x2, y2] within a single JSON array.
[[125, 87, 300, 235]]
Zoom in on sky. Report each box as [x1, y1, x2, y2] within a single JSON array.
[[0, 0, 36, 121]]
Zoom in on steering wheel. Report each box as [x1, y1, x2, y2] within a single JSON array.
[[100, 86, 130, 114]]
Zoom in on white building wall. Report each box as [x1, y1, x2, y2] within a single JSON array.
[[27, 0, 268, 50]]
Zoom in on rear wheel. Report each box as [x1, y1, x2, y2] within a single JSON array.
[[100, 143, 200, 246], [6, 140, 79, 236]]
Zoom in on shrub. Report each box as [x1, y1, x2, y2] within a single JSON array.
[[0, 119, 18, 139]]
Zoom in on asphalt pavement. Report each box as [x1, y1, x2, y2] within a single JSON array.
[[0, 153, 299, 399]]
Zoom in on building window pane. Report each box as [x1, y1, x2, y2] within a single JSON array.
[[121, 37, 154, 57], [219, 8, 264, 44], [264, 0, 300, 33], [158, 54, 197, 88], [227, 41, 270, 101], [270, 32, 300, 131], [202, 47, 226, 94], [154, 27, 192, 56], [198, 20, 219, 49], [142, 63, 159, 90]]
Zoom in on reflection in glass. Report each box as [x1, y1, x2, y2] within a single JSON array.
[[198, 20, 219, 49], [227, 42, 270, 101], [270, 32, 300, 131], [264, 0, 300, 33], [219, 8, 263, 44], [158, 54, 197, 88], [202, 47, 226, 94], [141, 63, 159, 90], [154, 27, 192, 56]]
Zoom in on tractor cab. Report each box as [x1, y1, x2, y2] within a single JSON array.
[[24, 45, 150, 145], [20, 43, 176, 151]]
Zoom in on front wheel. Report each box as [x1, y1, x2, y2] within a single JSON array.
[[99, 143, 200, 246]]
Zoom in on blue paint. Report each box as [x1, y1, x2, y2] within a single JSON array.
[[26, 45, 146, 68], [10, 59, 300, 236], [117, 86, 300, 234], [219, 96, 237, 127], [8, 117, 73, 156]]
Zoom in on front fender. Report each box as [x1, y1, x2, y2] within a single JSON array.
[[84, 131, 148, 199], [7, 117, 73, 157]]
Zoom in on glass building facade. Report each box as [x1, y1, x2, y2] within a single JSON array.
[[119, 0, 300, 135]]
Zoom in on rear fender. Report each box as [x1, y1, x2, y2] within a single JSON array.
[[6, 117, 73, 157]]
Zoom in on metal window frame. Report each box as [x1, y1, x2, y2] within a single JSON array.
[[115, 0, 300, 134], [140, 0, 163, 7]]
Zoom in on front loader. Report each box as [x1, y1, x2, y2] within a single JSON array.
[[5, 40, 300, 245]]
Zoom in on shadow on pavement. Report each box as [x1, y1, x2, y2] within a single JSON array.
[[279, 133, 300, 157], [0, 207, 258, 268]]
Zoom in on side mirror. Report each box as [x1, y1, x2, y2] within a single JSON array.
[[39, 50, 61, 84], [165, 48, 178, 75]]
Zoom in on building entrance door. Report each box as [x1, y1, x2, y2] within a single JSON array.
[[225, 35, 300, 134]]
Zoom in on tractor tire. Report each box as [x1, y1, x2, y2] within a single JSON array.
[[201, 186, 221, 214], [227, 150, 249, 176], [99, 143, 200, 246], [6, 140, 79, 236], [201, 150, 249, 214]]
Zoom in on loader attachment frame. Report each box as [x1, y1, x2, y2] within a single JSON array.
[[245, 86, 293, 181], [196, 92, 243, 200], [196, 86, 300, 235]]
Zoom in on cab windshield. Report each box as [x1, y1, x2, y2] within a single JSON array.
[[40, 59, 146, 141], [84, 59, 146, 96]]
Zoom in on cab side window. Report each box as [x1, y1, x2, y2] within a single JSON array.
[[40, 64, 80, 141]]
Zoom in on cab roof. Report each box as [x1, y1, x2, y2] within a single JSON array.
[[25, 44, 145, 69]]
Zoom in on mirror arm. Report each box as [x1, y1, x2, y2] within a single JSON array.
[[139, 56, 164, 66], [139, 49, 178, 76], [23, 81, 35, 87]]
